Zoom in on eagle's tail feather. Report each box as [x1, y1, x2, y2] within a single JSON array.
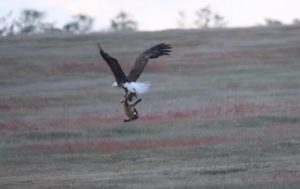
[[124, 82, 150, 94]]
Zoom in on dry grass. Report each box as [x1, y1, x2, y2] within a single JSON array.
[[1, 26, 300, 188]]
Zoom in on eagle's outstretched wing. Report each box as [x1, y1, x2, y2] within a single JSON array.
[[127, 43, 172, 82], [98, 43, 129, 85]]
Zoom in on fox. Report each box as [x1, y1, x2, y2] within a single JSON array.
[[120, 96, 142, 122]]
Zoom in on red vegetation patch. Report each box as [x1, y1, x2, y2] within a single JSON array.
[[267, 124, 300, 137], [0, 119, 34, 132], [269, 171, 300, 182], [17, 136, 235, 153], [47, 115, 121, 127], [248, 171, 300, 183], [1, 101, 299, 134], [140, 101, 283, 121], [0, 114, 123, 134]]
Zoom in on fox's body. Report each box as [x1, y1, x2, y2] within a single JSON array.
[[122, 97, 141, 122]]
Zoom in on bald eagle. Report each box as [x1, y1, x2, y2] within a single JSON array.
[[98, 43, 172, 101]]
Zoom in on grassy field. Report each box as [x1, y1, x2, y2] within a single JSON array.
[[1, 26, 300, 188]]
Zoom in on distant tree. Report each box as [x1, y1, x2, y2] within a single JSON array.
[[194, 6, 227, 29], [5, 24, 16, 36], [63, 14, 94, 34], [110, 11, 137, 32], [0, 9, 65, 36], [42, 24, 63, 34], [213, 14, 227, 28], [0, 9, 63, 36], [177, 11, 187, 29], [0, 15, 7, 36], [0, 11, 15, 36], [14, 9, 47, 34], [265, 19, 283, 26], [63, 22, 78, 33], [195, 6, 212, 28]]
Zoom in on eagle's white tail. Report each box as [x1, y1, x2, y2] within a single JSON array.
[[124, 82, 150, 94]]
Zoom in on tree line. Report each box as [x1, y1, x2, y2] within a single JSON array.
[[1, 6, 299, 37], [0, 9, 138, 36], [0, 9, 94, 36], [177, 6, 227, 29]]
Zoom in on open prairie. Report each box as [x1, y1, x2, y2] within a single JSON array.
[[1, 26, 300, 188]]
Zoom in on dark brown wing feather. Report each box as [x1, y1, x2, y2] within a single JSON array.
[[127, 43, 172, 81], [98, 43, 129, 85]]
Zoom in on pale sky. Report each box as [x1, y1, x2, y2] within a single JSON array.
[[1, 0, 300, 31]]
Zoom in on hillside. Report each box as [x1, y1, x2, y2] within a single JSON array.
[[1, 26, 300, 188]]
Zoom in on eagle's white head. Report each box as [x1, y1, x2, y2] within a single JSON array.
[[112, 82, 118, 87]]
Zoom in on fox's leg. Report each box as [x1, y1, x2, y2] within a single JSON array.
[[131, 98, 142, 107], [125, 98, 141, 106]]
